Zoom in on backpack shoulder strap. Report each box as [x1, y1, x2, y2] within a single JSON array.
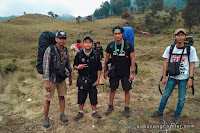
[[186, 45, 191, 62], [49, 45, 55, 72], [169, 44, 175, 61]]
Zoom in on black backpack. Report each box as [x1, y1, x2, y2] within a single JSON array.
[[36, 31, 56, 74]]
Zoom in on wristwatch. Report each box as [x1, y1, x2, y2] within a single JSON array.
[[189, 76, 194, 80], [131, 71, 135, 74]]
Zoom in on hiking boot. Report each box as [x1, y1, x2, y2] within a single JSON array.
[[151, 111, 163, 118], [43, 117, 50, 128], [106, 105, 114, 115], [60, 113, 68, 123], [174, 116, 180, 125], [92, 112, 102, 118], [74, 112, 84, 121], [124, 107, 131, 117]]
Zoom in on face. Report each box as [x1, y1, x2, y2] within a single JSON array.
[[83, 38, 93, 50], [55, 37, 67, 46], [174, 32, 186, 44], [113, 32, 123, 41], [96, 43, 100, 47]]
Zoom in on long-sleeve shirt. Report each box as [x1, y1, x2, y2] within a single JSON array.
[[43, 44, 72, 82]]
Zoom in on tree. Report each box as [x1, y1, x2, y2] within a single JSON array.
[[48, 11, 54, 18], [54, 14, 59, 19], [169, 6, 178, 22], [134, 0, 148, 8], [93, 1, 110, 19], [121, 12, 130, 20], [150, 0, 164, 22], [182, 0, 200, 33], [130, 6, 134, 13], [110, 0, 131, 16]]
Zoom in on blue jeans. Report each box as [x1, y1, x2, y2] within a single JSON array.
[[158, 77, 188, 116]]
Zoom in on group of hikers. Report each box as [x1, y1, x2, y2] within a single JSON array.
[[37, 26, 198, 128]]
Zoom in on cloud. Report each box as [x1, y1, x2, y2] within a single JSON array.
[[0, 0, 108, 17]]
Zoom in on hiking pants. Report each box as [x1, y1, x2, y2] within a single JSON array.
[[158, 77, 188, 116]]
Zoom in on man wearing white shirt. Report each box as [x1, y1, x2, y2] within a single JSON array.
[[151, 28, 198, 125]]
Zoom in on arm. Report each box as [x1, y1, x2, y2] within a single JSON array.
[[66, 52, 72, 86], [187, 62, 195, 88], [129, 52, 135, 81], [104, 53, 110, 79], [162, 58, 169, 85], [43, 47, 51, 92], [94, 71, 101, 86]]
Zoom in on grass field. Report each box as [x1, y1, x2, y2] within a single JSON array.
[[0, 14, 200, 133]]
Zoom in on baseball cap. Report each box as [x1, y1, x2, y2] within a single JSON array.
[[83, 35, 93, 42], [56, 31, 67, 38], [174, 28, 186, 35]]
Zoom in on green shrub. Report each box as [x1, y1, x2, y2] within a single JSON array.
[[4, 63, 18, 74], [12, 58, 16, 63]]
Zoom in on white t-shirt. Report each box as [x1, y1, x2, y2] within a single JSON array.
[[162, 45, 198, 80]]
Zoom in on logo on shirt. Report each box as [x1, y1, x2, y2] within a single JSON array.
[[81, 58, 85, 62]]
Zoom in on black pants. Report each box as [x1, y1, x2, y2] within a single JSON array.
[[78, 86, 98, 105]]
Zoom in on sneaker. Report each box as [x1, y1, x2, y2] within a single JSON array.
[[92, 112, 102, 118], [174, 116, 180, 125], [124, 107, 131, 117], [60, 113, 68, 123], [74, 112, 84, 121], [151, 111, 163, 118], [43, 117, 50, 128], [106, 105, 114, 115]]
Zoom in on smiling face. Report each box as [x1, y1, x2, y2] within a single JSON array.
[[83, 38, 93, 50]]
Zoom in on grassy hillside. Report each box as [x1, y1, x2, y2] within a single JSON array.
[[0, 14, 200, 133]]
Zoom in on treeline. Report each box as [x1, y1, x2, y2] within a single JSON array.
[[93, 0, 166, 19], [93, 0, 186, 19], [93, 0, 200, 34], [0, 15, 18, 20]]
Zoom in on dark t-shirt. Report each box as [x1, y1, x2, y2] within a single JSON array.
[[73, 50, 102, 83], [106, 40, 134, 76]]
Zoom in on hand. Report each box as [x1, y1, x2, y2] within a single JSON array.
[[45, 81, 51, 92], [162, 77, 167, 85], [94, 80, 100, 86], [129, 73, 134, 81], [104, 71, 107, 79], [69, 78, 72, 86], [186, 78, 193, 88], [77, 64, 88, 70]]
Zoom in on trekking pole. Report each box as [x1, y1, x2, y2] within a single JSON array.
[[158, 76, 163, 95]]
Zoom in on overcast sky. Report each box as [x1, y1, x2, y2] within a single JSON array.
[[0, 0, 109, 17]]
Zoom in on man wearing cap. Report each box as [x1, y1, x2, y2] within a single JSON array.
[[73, 35, 102, 120], [43, 31, 72, 128], [104, 26, 135, 117], [151, 28, 198, 124]]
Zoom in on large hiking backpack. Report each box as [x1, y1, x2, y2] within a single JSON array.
[[36, 31, 56, 74], [123, 27, 135, 49]]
